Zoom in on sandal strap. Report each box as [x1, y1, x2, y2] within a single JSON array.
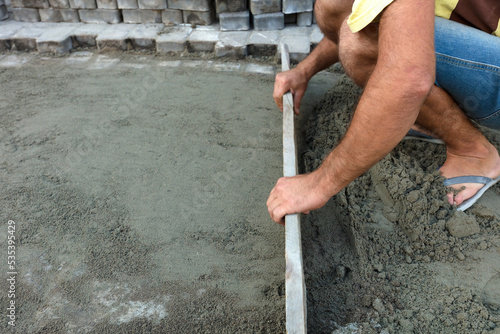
[[444, 175, 492, 187]]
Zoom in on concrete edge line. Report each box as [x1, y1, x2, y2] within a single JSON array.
[[0, 51, 279, 76]]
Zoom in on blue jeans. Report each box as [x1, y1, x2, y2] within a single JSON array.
[[435, 17, 500, 130]]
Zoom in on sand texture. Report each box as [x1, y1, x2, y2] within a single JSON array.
[[302, 74, 500, 333], [0, 54, 291, 333], [1, 52, 499, 333]]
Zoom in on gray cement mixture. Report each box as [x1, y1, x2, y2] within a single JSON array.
[[302, 74, 500, 333], [0, 53, 499, 333]]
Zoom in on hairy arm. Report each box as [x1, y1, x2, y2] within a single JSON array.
[[318, 0, 436, 194], [267, 0, 436, 223], [273, 37, 339, 114]]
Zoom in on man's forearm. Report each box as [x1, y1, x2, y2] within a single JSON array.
[[296, 37, 340, 80], [315, 0, 436, 197], [317, 70, 431, 196]]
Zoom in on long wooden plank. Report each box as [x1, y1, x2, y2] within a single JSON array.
[[281, 43, 307, 334]]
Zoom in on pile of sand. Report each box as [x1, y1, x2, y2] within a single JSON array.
[[301, 75, 500, 333]]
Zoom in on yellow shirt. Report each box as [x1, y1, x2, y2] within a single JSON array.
[[347, 0, 500, 37]]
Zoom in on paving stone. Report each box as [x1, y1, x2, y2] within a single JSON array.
[[127, 23, 161, 48], [278, 34, 310, 63], [0, 5, 8, 21], [215, 30, 248, 57], [79, 9, 121, 23], [48, 0, 69, 8], [161, 8, 182, 25], [12, 8, 40, 22], [280, 25, 309, 36], [253, 12, 284, 31], [96, 25, 132, 51], [297, 11, 312, 26], [190, 23, 218, 31], [219, 10, 249, 31], [39, 8, 80, 22], [69, 0, 95, 8], [215, 0, 246, 13], [167, 0, 211, 11], [138, 0, 165, 10], [187, 29, 218, 52], [219, 30, 248, 46], [248, 29, 279, 44], [11, 26, 44, 50], [183, 10, 214, 26], [247, 29, 278, 56], [0, 22, 24, 51], [37, 26, 74, 52], [156, 27, 190, 53], [249, 0, 280, 15], [116, 0, 136, 8], [96, 0, 116, 9], [72, 23, 106, 46], [283, 0, 313, 14], [309, 24, 323, 44], [122, 9, 161, 23], [11, 0, 49, 8]]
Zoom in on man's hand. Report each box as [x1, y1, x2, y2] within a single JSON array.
[[266, 170, 333, 225], [273, 67, 310, 115]]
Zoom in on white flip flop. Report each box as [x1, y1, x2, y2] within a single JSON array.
[[444, 175, 500, 211]]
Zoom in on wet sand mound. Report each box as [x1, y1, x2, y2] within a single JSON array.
[[302, 75, 500, 333]]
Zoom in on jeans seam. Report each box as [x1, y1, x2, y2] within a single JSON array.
[[436, 53, 500, 75], [476, 108, 500, 122]]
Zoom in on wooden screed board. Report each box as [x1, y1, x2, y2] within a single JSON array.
[[280, 43, 307, 334]]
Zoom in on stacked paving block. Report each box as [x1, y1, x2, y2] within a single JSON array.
[[283, 0, 313, 26], [8, 0, 218, 25], [215, 0, 249, 31], [167, 0, 214, 26], [250, 0, 283, 31], [1, 0, 9, 20], [7, 0, 315, 28]]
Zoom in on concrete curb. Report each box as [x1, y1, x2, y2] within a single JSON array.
[[0, 18, 322, 61]]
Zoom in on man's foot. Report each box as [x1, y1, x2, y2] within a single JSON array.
[[440, 143, 500, 209]]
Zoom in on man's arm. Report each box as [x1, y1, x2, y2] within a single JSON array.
[[267, 0, 436, 223], [273, 37, 339, 114]]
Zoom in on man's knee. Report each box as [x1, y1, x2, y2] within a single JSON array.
[[338, 21, 379, 87], [315, 0, 351, 43]]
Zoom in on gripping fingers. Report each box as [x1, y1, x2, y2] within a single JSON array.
[[266, 188, 288, 225]]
